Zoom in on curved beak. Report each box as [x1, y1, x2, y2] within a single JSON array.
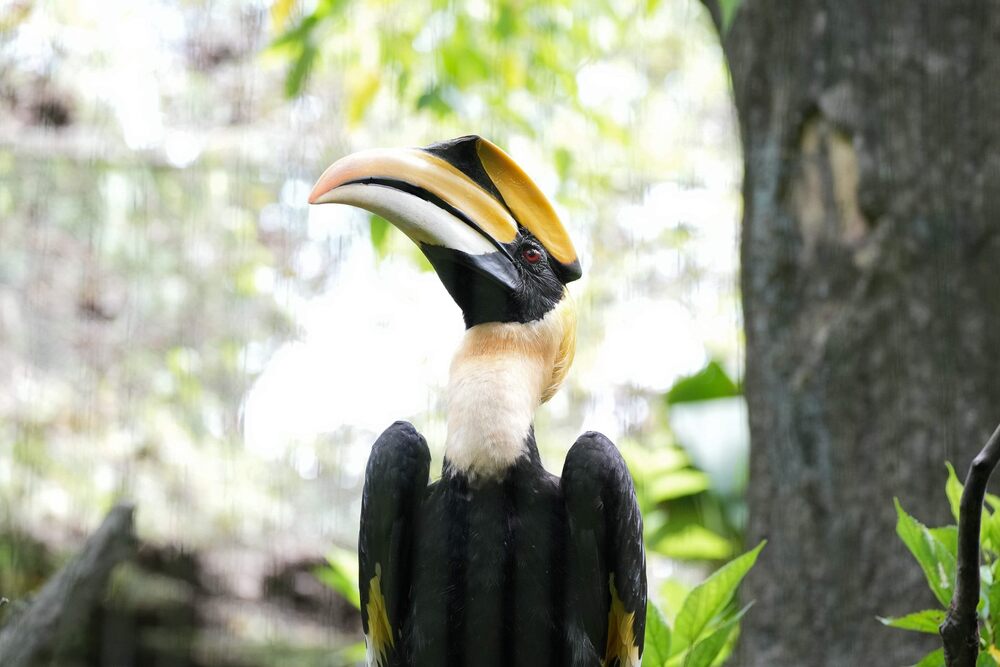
[[308, 136, 581, 326]]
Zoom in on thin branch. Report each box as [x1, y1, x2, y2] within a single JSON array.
[[0, 504, 136, 667], [942, 424, 1000, 667]]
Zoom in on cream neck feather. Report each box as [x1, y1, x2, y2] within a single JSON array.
[[444, 295, 575, 480]]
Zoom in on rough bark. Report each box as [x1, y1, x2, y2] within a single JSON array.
[[0, 504, 136, 666], [703, 1, 1000, 665]]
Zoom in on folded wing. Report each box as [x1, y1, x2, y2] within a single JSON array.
[[359, 421, 431, 667], [562, 432, 647, 667]]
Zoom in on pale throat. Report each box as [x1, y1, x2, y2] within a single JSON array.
[[443, 302, 570, 480]]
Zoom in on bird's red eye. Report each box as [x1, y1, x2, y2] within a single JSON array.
[[522, 247, 542, 264]]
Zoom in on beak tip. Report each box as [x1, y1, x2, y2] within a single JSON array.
[[307, 182, 329, 205]]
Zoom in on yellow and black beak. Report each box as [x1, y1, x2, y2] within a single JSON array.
[[308, 135, 581, 327]]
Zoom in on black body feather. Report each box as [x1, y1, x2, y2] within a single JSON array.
[[359, 422, 646, 667]]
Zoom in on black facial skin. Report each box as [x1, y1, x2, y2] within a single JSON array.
[[421, 231, 565, 328]]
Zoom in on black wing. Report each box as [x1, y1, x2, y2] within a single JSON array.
[[562, 431, 647, 667], [359, 421, 430, 667]]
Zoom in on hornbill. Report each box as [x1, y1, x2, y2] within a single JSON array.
[[309, 136, 646, 667]]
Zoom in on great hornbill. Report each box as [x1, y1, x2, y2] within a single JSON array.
[[309, 136, 646, 667]]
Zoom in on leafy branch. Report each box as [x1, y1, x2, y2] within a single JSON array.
[[942, 424, 1000, 667], [883, 423, 1000, 667], [644, 541, 764, 667]]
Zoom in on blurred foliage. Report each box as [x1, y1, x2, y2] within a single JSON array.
[[883, 464, 1000, 667], [266, 0, 733, 201], [666, 360, 740, 405], [717, 0, 742, 34], [315, 546, 362, 611], [272, 0, 631, 135]]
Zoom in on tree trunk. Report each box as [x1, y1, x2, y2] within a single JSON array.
[[0, 505, 136, 666], [703, 1, 1000, 664]]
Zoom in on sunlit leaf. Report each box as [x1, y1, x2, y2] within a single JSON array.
[[683, 602, 752, 667], [929, 526, 958, 558], [945, 461, 963, 522], [659, 578, 691, 622], [644, 601, 671, 666], [986, 512, 1000, 555], [647, 469, 711, 502], [652, 525, 733, 561], [913, 649, 945, 667], [894, 498, 956, 607], [943, 462, 1000, 554], [666, 361, 739, 405], [672, 541, 764, 654], [878, 609, 945, 634], [986, 494, 1000, 512]]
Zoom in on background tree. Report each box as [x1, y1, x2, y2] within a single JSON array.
[[702, 1, 1000, 664]]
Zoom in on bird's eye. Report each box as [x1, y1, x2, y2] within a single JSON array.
[[522, 247, 542, 264]]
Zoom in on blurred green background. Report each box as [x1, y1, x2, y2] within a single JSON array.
[[0, 0, 745, 663]]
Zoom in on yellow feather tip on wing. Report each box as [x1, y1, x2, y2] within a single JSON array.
[[604, 575, 641, 667], [366, 564, 394, 667]]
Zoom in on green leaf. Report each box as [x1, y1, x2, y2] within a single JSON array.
[[314, 547, 360, 610], [415, 85, 454, 117], [945, 461, 963, 522], [652, 525, 734, 561], [894, 498, 956, 607], [683, 603, 752, 667], [644, 601, 671, 666], [666, 361, 739, 405], [912, 648, 945, 667], [660, 578, 692, 622], [878, 609, 945, 634], [285, 42, 318, 98], [268, 14, 318, 52], [334, 640, 368, 664], [943, 463, 1000, 553], [369, 214, 391, 258], [985, 512, 1000, 555], [929, 526, 958, 558], [718, 0, 743, 34], [553, 147, 573, 182], [976, 652, 996, 667], [986, 494, 1000, 512], [988, 577, 1000, 636], [672, 541, 765, 654], [648, 469, 711, 502]]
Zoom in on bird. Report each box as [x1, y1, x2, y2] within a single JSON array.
[[308, 135, 646, 667]]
